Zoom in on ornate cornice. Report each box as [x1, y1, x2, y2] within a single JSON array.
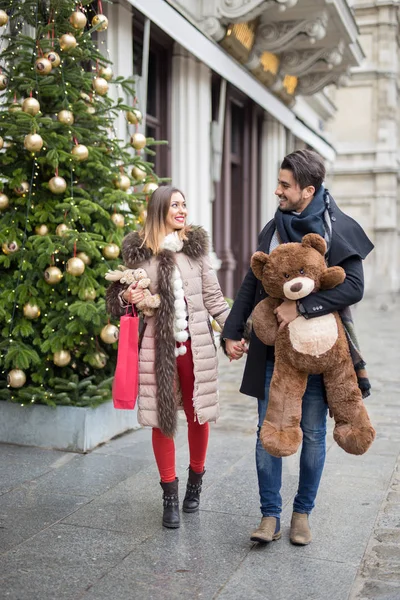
[[280, 41, 345, 76], [255, 12, 329, 54], [203, 0, 298, 23], [296, 69, 350, 96]]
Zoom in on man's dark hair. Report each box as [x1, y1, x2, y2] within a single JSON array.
[[280, 149, 326, 191]]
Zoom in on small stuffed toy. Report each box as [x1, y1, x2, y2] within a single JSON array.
[[251, 233, 375, 458], [105, 266, 160, 317]]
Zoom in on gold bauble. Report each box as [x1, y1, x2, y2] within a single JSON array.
[[48, 176, 67, 194], [70, 10, 87, 30], [7, 369, 26, 388], [35, 57, 52, 75], [92, 14, 108, 31], [53, 350, 71, 367], [130, 133, 147, 150], [77, 252, 91, 265], [99, 66, 113, 81], [44, 266, 63, 284], [71, 144, 89, 161], [59, 33, 77, 51], [44, 51, 61, 68], [57, 109, 74, 125], [0, 73, 8, 90], [102, 243, 120, 259], [92, 352, 107, 369], [22, 97, 40, 115], [24, 133, 43, 152], [55, 223, 70, 236], [211, 319, 222, 333], [137, 208, 147, 226], [0, 136, 3, 149], [23, 303, 41, 319], [143, 182, 159, 195], [83, 288, 96, 300], [131, 166, 146, 181], [114, 174, 131, 191], [92, 76, 108, 96], [86, 105, 96, 115], [66, 256, 85, 276], [2, 241, 19, 254], [126, 108, 143, 124], [35, 224, 49, 236], [9, 102, 22, 113], [111, 213, 125, 228], [100, 324, 119, 344], [80, 92, 91, 103], [0, 10, 9, 27], [14, 182, 29, 196], [0, 193, 9, 210]]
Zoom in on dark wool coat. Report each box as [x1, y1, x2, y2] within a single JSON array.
[[222, 198, 374, 400], [106, 228, 230, 437]]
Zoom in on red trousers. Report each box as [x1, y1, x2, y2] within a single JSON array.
[[152, 340, 209, 483]]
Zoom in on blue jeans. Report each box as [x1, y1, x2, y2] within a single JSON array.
[[256, 361, 327, 518]]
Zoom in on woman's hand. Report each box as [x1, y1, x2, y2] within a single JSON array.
[[122, 284, 145, 305]]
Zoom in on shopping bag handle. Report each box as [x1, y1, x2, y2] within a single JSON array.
[[125, 303, 138, 317]]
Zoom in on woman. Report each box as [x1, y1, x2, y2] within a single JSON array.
[[106, 185, 230, 529]]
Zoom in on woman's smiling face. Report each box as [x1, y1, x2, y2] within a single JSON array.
[[165, 192, 187, 234]]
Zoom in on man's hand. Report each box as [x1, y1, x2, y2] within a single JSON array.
[[273, 299, 298, 330], [225, 338, 247, 360]]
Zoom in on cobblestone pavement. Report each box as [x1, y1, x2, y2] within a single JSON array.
[[0, 299, 399, 599]]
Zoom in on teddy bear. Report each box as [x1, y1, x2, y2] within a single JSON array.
[[250, 233, 375, 458], [105, 266, 160, 317]]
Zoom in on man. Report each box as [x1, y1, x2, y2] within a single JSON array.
[[222, 149, 373, 546]]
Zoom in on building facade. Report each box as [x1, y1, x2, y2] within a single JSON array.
[[105, 0, 363, 298]]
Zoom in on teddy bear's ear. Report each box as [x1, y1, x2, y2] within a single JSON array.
[[251, 251, 270, 281], [301, 233, 326, 256], [319, 266, 346, 290]]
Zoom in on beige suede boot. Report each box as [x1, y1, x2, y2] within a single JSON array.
[[250, 517, 281, 543], [290, 512, 312, 545]]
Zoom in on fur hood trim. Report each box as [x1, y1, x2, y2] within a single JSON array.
[[122, 227, 209, 268]]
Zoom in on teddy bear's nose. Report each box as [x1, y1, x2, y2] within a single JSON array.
[[290, 282, 302, 293]]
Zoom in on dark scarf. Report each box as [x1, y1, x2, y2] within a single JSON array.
[[274, 184, 327, 244]]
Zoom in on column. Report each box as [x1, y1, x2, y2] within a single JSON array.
[[260, 114, 286, 227]]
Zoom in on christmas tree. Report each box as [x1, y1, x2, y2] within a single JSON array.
[[0, 0, 162, 406]]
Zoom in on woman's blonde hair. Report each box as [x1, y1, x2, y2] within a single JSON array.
[[140, 185, 190, 253]]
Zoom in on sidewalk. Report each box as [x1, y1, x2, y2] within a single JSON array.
[[0, 299, 399, 600]]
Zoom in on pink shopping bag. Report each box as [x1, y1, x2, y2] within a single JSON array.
[[112, 307, 139, 410]]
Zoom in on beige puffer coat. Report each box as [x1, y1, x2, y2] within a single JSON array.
[[106, 227, 230, 437]]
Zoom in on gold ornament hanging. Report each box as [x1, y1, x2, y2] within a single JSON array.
[[137, 208, 147, 226], [0, 10, 9, 27], [100, 324, 119, 344], [44, 266, 63, 284], [35, 224, 49, 236], [0, 73, 8, 90], [8, 102, 22, 113], [2, 241, 19, 254], [53, 350, 71, 367], [48, 176, 67, 195], [114, 174, 131, 191], [70, 9, 87, 30], [44, 51, 61, 68], [14, 182, 29, 196], [57, 109, 74, 125], [55, 223, 70, 236], [22, 97, 40, 115], [143, 182, 159, 195], [35, 57, 52, 75], [80, 92, 91, 103], [92, 352, 107, 369], [111, 213, 125, 228], [92, 14, 108, 31], [102, 243, 120, 259], [71, 144, 89, 161], [126, 109, 142, 124], [86, 105, 96, 115], [130, 132, 147, 150], [0, 193, 9, 210], [23, 303, 41, 319], [0, 136, 3, 149], [99, 66, 113, 81], [66, 257, 85, 276], [77, 252, 91, 265], [83, 288, 96, 301], [24, 133, 43, 152], [59, 33, 77, 51], [92, 76, 108, 96], [131, 166, 146, 181], [7, 369, 26, 388]]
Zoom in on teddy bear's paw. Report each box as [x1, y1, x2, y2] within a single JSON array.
[[333, 423, 376, 455], [260, 421, 302, 458]]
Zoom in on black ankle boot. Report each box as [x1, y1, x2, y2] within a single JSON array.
[[160, 478, 180, 528], [182, 467, 205, 513]]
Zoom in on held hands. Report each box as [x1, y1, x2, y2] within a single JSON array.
[[273, 299, 298, 330], [122, 283, 145, 305], [225, 338, 248, 361]]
